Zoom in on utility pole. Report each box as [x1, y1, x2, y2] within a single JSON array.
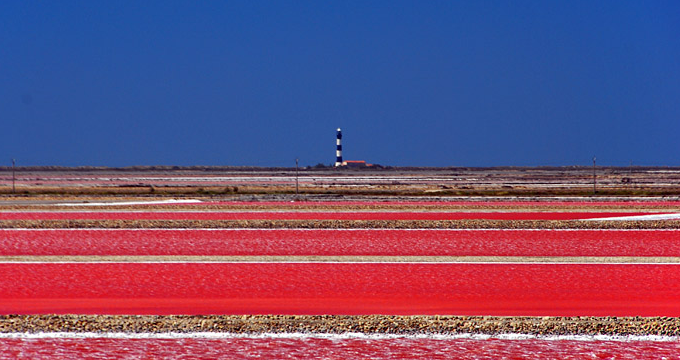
[[295, 158, 299, 197], [628, 160, 633, 188], [11, 159, 15, 194], [592, 156, 597, 195]]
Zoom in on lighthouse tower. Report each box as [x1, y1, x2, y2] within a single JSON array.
[[335, 128, 343, 167]]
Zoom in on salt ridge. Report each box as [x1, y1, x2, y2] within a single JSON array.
[[56, 199, 203, 206], [0, 332, 677, 343]]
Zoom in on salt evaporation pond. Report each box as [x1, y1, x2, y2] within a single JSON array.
[[1, 333, 679, 359]]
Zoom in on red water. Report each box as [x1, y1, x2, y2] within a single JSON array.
[[1, 335, 678, 359], [0, 211, 661, 220], [3, 210, 678, 357], [1, 263, 679, 316], [202, 200, 680, 207], [47, 199, 680, 208], [3, 228, 680, 257]]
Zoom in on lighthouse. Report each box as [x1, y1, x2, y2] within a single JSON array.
[[335, 128, 343, 167]]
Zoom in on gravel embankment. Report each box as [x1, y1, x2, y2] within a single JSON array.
[[2, 219, 680, 229], [1, 315, 679, 336]]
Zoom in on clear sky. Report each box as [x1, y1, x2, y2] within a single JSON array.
[[1, 1, 678, 167]]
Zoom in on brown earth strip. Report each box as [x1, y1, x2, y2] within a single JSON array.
[[4, 200, 680, 212], [1, 315, 679, 336], [2, 219, 680, 229], [5, 204, 680, 212], [3, 255, 680, 263]]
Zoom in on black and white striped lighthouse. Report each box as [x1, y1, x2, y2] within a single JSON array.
[[335, 128, 343, 167]]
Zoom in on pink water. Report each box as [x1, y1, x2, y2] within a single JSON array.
[[1, 335, 678, 359], [3, 263, 680, 316], [202, 200, 680, 207], [4, 228, 680, 257]]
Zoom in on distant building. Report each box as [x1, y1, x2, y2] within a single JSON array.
[[342, 160, 373, 168], [334, 128, 377, 168]]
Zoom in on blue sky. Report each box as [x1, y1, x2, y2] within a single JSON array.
[[1, 1, 678, 167]]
